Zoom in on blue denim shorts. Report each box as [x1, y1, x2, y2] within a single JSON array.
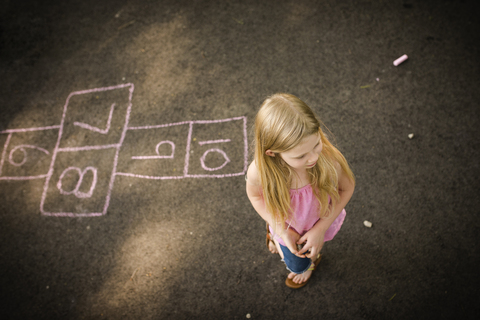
[[279, 244, 312, 274]]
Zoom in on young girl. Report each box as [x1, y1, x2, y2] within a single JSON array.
[[246, 93, 355, 289]]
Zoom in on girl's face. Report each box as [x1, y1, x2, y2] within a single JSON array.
[[277, 134, 323, 172]]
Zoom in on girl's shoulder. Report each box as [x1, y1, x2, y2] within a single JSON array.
[[246, 161, 261, 186], [331, 159, 342, 173]]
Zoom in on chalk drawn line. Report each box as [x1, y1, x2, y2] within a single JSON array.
[[40, 83, 135, 217], [200, 148, 231, 171], [115, 172, 246, 179], [74, 103, 115, 134], [0, 132, 54, 180], [9, 145, 50, 167], [127, 116, 247, 130], [57, 144, 120, 152], [57, 166, 98, 198], [131, 140, 175, 160], [1, 83, 248, 217], [118, 116, 248, 179], [0, 132, 12, 176], [0, 125, 61, 134], [198, 139, 231, 146], [0, 175, 49, 181]]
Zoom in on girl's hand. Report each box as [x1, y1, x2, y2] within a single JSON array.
[[279, 228, 302, 256], [297, 228, 325, 259]]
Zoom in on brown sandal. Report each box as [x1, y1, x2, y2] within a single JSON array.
[[285, 253, 322, 289]]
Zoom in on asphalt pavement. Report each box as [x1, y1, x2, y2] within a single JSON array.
[[0, 0, 479, 319]]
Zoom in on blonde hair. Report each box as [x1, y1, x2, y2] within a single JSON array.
[[254, 93, 355, 226]]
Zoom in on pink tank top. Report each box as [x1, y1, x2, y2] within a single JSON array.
[[270, 184, 346, 246]]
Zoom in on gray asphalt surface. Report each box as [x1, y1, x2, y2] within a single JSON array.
[[1, 0, 479, 319]]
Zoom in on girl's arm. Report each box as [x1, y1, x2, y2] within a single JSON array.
[[246, 162, 301, 254], [297, 161, 355, 258]]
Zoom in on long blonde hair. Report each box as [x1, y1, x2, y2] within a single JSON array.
[[254, 93, 355, 225]]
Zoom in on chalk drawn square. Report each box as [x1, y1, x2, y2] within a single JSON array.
[[58, 85, 132, 149], [0, 129, 58, 180], [117, 123, 188, 179], [186, 117, 247, 178], [41, 148, 117, 217]]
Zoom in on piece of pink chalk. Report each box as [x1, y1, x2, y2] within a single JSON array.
[[393, 54, 408, 66]]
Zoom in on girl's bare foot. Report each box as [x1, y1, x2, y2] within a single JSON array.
[[287, 262, 314, 284]]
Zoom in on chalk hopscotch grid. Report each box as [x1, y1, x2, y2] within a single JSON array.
[[39, 83, 135, 217], [0, 83, 248, 217], [117, 116, 248, 179], [0, 126, 61, 180]]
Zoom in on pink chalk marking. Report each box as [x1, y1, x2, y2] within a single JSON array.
[[0, 135, 53, 180], [74, 103, 115, 134], [2, 84, 246, 216], [192, 117, 246, 125], [57, 144, 120, 152], [57, 166, 98, 198], [200, 148, 231, 171], [0, 174, 49, 181], [0, 125, 61, 134], [183, 122, 194, 176], [393, 54, 408, 66], [242, 116, 248, 173], [198, 139, 231, 146], [0, 133, 12, 176], [186, 172, 245, 178], [1, 127, 59, 179], [103, 84, 134, 216], [44, 212, 104, 217], [8, 144, 50, 167], [115, 172, 246, 179], [127, 116, 247, 130], [131, 140, 175, 160], [128, 122, 188, 130], [115, 172, 186, 180], [40, 83, 134, 217], [119, 116, 248, 180]]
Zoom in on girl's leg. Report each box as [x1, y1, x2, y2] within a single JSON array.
[[279, 244, 321, 285]]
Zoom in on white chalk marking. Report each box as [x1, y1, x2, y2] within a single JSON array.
[[122, 116, 248, 180], [183, 122, 194, 176], [0, 125, 61, 134], [102, 84, 134, 215], [115, 172, 186, 180], [242, 116, 248, 173], [46, 212, 104, 217], [2, 83, 247, 217], [186, 172, 245, 178], [57, 144, 120, 152], [116, 171, 246, 179], [131, 140, 175, 159], [57, 166, 98, 198], [0, 174, 49, 181], [40, 83, 134, 217], [127, 116, 246, 130], [200, 148, 231, 171], [74, 103, 115, 134], [0, 133, 12, 176], [8, 145, 50, 167], [198, 139, 231, 146]]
